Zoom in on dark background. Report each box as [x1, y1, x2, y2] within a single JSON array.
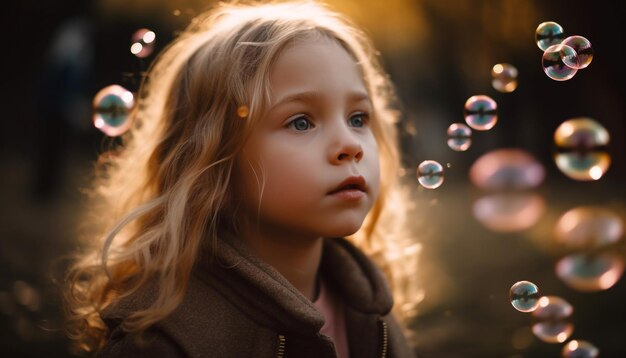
[[1, 0, 624, 357]]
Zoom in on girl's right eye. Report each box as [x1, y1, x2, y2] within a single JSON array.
[[287, 116, 313, 131]]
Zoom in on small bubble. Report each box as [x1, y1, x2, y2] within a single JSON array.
[[491, 63, 518, 93], [531, 296, 574, 343], [93, 85, 135, 137], [536, 21, 565, 51], [556, 253, 624, 292], [447, 123, 472, 151], [562, 340, 599, 358], [464, 95, 497, 131], [172, 9, 182, 16], [509, 281, 540, 312], [416, 160, 444, 189], [562, 36, 593, 69], [553, 118, 610, 181], [130, 28, 156, 58], [543, 44, 578, 81], [554, 207, 623, 249]]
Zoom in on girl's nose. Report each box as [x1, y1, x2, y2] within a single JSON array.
[[330, 128, 363, 164]]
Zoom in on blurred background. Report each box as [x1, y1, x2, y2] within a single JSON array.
[[1, 0, 624, 357]]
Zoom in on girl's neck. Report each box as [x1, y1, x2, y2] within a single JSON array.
[[239, 224, 323, 301]]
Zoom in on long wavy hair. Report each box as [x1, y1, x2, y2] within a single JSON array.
[[65, 0, 420, 352]]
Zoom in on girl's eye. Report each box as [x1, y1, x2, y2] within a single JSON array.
[[287, 116, 313, 131], [348, 112, 369, 128]]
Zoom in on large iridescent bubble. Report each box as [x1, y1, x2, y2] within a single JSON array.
[[553, 118, 610, 181], [542, 44, 578, 81], [531, 296, 574, 343], [92, 85, 135, 137], [554, 207, 623, 249], [472, 193, 545, 233], [464, 95, 497, 130], [535, 21, 565, 51], [469, 149, 545, 190], [562, 340, 599, 358], [556, 253, 624, 292], [561, 36, 593, 69]]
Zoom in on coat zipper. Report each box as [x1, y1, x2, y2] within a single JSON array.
[[276, 334, 286, 358], [380, 318, 388, 358]]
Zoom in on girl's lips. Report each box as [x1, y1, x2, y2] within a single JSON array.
[[328, 188, 365, 201]]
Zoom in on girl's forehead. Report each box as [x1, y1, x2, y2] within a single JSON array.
[[268, 37, 368, 101]]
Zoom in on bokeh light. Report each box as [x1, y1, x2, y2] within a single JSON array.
[[130, 28, 156, 58], [491, 63, 518, 93], [469, 149, 544, 190]]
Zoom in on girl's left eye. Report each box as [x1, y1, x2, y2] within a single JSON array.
[[348, 112, 370, 128], [287, 116, 313, 131]]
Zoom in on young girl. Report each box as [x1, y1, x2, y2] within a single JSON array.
[[66, 1, 420, 357]]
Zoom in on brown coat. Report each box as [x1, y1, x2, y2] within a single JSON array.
[[98, 237, 416, 357]]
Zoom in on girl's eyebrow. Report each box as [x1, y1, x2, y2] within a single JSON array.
[[269, 90, 371, 112]]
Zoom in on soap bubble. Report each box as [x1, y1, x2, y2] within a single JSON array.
[[556, 253, 624, 292], [542, 44, 578, 81], [469, 149, 545, 190], [446, 123, 472, 151], [473, 193, 545, 233], [531, 296, 574, 343], [554, 207, 623, 249], [562, 340, 599, 358], [130, 28, 156, 58], [92, 85, 135, 137], [561, 36, 593, 69], [509, 281, 540, 312], [553, 118, 610, 181], [464, 95, 497, 131], [536, 21, 565, 51], [416, 160, 444, 189], [491, 63, 518, 93]]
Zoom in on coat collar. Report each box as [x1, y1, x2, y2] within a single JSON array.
[[196, 235, 393, 336]]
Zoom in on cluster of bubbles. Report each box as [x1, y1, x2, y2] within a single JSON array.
[[535, 22, 593, 81], [417, 94, 499, 189], [509, 281, 599, 356]]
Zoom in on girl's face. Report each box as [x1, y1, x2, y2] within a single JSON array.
[[236, 37, 380, 239]]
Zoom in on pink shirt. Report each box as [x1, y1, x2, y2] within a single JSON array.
[[313, 280, 350, 358]]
